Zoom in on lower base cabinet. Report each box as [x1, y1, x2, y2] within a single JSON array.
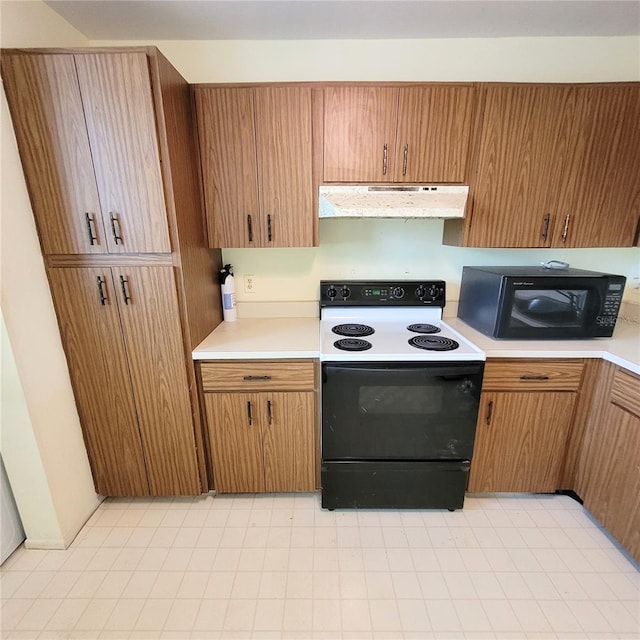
[[48, 266, 202, 496], [468, 359, 584, 493], [469, 391, 577, 492], [577, 365, 640, 562], [200, 360, 318, 493]]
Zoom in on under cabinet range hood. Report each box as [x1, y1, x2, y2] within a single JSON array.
[[319, 185, 469, 219]]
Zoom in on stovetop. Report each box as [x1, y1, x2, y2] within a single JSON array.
[[319, 280, 485, 362]]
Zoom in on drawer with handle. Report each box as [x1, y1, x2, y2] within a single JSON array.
[[200, 360, 316, 392], [482, 359, 585, 391]]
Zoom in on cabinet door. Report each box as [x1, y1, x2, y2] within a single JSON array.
[[195, 87, 260, 248], [1, 54, 106, 255], [75, 53, 170, 253], [582, 402, 640, 562], [395, 85, 475, 183], [468, 85, 575, 247], [47, 268, 149, 496], [204, 393, 265, 493], [113, 266, 200, 495], [255, 87, 314, 247], [324, 86, 398, 182], [469, 391, 576, 492], [262, 392, 315, 492], [558, 85, 640, 247]]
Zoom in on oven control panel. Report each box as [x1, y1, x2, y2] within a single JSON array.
[[320, 280, 446, 306]]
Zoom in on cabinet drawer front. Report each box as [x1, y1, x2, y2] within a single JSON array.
[[611, 368, 640, 417], [482, 359, 584, 391], [201, 361, 316, 391]]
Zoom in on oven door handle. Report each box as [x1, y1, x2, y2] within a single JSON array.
[[323, 364, 484, 377]]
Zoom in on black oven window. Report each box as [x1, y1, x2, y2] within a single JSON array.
[[510, 289, 589, 328], [359, 386, 443, 414]]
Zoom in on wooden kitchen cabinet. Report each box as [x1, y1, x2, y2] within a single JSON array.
[[2, 47, 223, 496], [1, 52, 170, 254], [200, 360, 318, 493], [556, 84, 640, 248], [194, 85, 316, 248], [448, 82, 640, 248], [323, 86, 397, 183], [48, 267, 201, 496], [323, 84, 476, 183], [575, 365, 640, 562], [468, 359, 584, 492]]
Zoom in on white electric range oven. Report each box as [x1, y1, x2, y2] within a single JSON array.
[[319, 280, 485, 510]]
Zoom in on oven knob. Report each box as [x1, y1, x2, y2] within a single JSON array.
[[326, 286, 337, 299], [340, 286, 351, 299], [428, 285, 439, 300], [392, 286, 405, 299], [415, 285, 426, 299]]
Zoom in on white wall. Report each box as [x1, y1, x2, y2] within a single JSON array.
[[0, 0, 100, 549], [126, 37, 640, 83], [94, 36, 640, 307]]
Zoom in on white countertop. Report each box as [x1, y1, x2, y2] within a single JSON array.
[[193, 317, 320, 360], [446, 317, 640, 375], [192, 314, 639, 375]]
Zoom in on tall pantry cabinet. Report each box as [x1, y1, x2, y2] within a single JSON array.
[[1, 48, 222, 496]]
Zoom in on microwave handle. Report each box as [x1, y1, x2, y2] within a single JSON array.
[[587, 287, 605, 323]]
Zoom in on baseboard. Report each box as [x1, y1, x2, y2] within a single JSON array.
[[556, 489, 584, 504]]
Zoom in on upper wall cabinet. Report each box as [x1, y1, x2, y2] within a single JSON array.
[[557, 84, 640, 248], [1, 53, 171, 254], [195, 85, 317, 248], [323, 85, 477, 183], [450, 82, 640, 248]]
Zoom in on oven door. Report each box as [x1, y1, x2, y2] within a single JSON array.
[[322, 361, 484, 461]]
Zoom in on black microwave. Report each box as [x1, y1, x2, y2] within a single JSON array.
[[458, 266, 626, 339]]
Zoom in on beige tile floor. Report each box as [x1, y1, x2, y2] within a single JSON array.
[[1, 492, 638, 639]]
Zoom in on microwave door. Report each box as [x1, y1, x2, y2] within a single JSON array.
[[513, 291, 582, 327], [508, 286, 601, 332]]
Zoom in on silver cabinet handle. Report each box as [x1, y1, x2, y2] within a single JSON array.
[[85, 212, 98, 245], [96, 276, 108, 305], [247, 214, 253, 242], [541, 214, 550, 242], [247, 401, 253, 426], [561, 214, 570, 244], [119, 275, 132, 305], [382, 143, 388, 175], [402, 143, 409, 176], [267, 400, 273, 426], [485, 400, 494, 426], [110, 212, 123, 244]]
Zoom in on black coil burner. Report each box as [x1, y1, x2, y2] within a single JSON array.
[[407, 323, 441, 334], [409, 335, 459, 351], [334, 338, 372, 351], [332, 323, 375, 337]]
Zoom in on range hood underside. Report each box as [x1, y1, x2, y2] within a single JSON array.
[[319, 185, 469, 219]]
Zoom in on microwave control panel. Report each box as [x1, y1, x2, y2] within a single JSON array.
[[598, 281, 625, 326]]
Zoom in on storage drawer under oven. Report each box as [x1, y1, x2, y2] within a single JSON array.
[[321, 460, 470, 510]]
